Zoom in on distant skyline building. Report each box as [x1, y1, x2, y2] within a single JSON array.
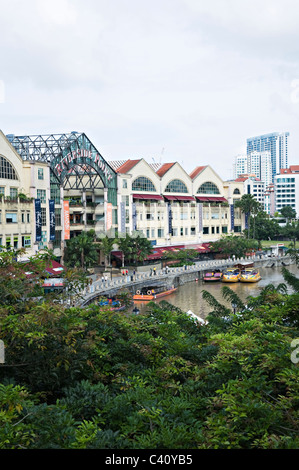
[[246, 132, 289, 183], [233, 154, 247, 179], [274, 165, 299, 216], [233, 151, 272, 188]]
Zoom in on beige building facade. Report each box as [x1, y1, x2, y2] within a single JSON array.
[[112, 159, 246, 248]]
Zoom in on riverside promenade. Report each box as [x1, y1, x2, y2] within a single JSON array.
[[80, 253, 294, 306]]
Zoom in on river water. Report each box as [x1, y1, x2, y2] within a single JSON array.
[[135, 264, 299, 319]]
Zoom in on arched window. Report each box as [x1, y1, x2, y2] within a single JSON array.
[[132, 176, 156, 192], [164, 179, 188, 193], [0, 156, 18, 180], [197, 181, 220, 194], [233, 188, 240, 194]]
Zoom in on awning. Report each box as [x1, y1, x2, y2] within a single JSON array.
[[43, 278, 64, 287], [133, 194, 163, 200], [164, 195, 195, 201], [196, 196, 227, 203], [146, 243, 211, 260], [175, 196, 196, 201], [45, 260, 66, 276]]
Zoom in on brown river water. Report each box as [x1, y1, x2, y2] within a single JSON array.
[[134, 264, 299, 319]]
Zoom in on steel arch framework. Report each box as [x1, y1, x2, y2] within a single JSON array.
[[8, 132, 117, 199]]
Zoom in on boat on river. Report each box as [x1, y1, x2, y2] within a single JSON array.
[[203, 270, 222, 282], [98, 297, 126, 311], [221, 267, 241, 283], [133, 285, 177, 301], [240, 267, 261, 283]]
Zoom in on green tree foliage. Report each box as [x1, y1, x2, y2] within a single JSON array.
[[0, 255, 298, 449], [115, 232, 153, 266], [234, 194, 262, 239], [280, 205, 297, 222], [210, 235, 258, 259], [64, 230, 99, 270]]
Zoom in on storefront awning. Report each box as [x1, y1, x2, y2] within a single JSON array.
[[133, 194, 164, 200], [196, 196, 227, 203], [164, 195, 195, 201]]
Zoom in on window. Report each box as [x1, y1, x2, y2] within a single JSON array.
[[22, 235, 31, 248], [185, 227, 188, 235], [233, 188, 240, 194], [203, 227, 209, 234], [180, 227, 184, 236], [13, 236, 18, 249], [234, 226, 242, 233], [151, 229, 155, 238], [164, 179, 188, 193], [21, 212, 25, 223], [38, 231, 47, 250], [0, 187, 4, 196], [222, 226, 228, 233], [50, 185, 60, 204], [158, 228, 164, 238], [6, 212, 17, 223], [132, 177, 156, 192], [197, 182, 220, 194], [41, 208, 47, 226], [122, 179, 127, 189], [55, 209, 61, 226], [172, 228, 178, 236], [190, 227, 196, 235], [27, 212, 30, 223], [38, 168, 44, 180], [0, 156, 18, 180], [6, 237, 11, 249], [37, 189, 46, 204], [10, 188, 18, 199]]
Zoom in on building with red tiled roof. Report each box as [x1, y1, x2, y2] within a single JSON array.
[[189, 166, 207, 180], [116, 159, 141, 174], [279, 165, 299, 174], [156, 163, 175, 177]]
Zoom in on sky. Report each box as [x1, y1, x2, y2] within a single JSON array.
[[1, 0, 299, 180]]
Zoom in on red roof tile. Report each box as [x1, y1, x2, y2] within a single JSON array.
[[156, 163, 175, 177], [116, 159, 141, 174], [189, 166, 207, 179]]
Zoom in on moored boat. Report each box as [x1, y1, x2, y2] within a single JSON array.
[[98, 297, 126, 311], [133, 285, 177, 301], [203, 270, 222, 282], [221, 268, 241, 283], [240, 268, 261, 283]]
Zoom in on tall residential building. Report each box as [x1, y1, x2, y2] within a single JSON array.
[[247, 132, 289, 183], [233, 151, 272, 188], [233, 155, 247, 179], [247, 151, 272, 188]]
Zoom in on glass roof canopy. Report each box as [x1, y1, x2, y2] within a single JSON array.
[[7, 132, 117, 194]]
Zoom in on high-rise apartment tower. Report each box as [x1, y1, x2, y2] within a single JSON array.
[[247, 132, 289, 183]]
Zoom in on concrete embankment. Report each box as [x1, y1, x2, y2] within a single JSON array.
[[80, 254, 295, 306]]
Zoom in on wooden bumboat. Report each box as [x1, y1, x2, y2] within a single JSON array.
[[133, 286, 177, 301]]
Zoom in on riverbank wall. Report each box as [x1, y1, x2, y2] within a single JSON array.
[[80, 254, 295, 306]]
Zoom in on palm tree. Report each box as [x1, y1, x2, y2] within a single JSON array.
[[116, 233, 133, 267], [235, 194, 261, 239], [97, 235, 116, 269], [64, 230, 98, 270]]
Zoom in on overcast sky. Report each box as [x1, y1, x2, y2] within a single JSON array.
[[1, 0, 299, 180]]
